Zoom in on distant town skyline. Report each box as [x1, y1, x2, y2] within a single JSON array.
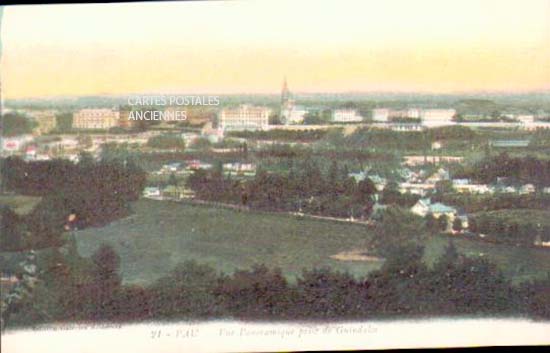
[[1, 0, 550, 99]]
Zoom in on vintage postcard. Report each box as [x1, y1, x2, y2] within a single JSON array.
[[1, 0, 549, 352]]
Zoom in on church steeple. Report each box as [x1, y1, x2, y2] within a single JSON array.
[[281, 76, 290, 105]]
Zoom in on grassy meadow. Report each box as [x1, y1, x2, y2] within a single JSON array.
[[74, 199, 379, 285], [73, 199, 550, 286], [0, 194, 42, 216]]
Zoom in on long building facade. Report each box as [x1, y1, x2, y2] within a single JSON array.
[[372, 108, 456, 126], [218, 105, 270, 131], [72, 109, 120, 130], [26, 110, 57, 134], [331, 109, 363, 123]]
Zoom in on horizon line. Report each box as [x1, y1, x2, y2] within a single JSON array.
[[6, 88, 550, 101]]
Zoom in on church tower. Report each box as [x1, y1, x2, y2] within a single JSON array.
[[280, 77, 298, 125], [281, 76, 290, 106]]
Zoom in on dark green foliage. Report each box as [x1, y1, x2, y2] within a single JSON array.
[[427, 125, 477, 141], [332, 126, 479, 153], [364, 244, 432, 315], [425, 213, 439, 234], [303, 111, 325, 125], [149, 261, 219, 319], [438, 214, 449, 232], [381, 181, 420, 207], [435, 180, 453, 195], [215, 265, 290, 319], [0, 156, 146, 249], [469, 210, 550, 246], [452, 217, 463, 232], [370, 206, 426, 257], [227, 129, 332, 142], [147, 134, 185, 150], [461, 152, 550, 186], [517, 275, 550, 320], [82, 245, 123, 320], [0, 206, 25, 251], [1, 112, 35, 136], [468, 217, 478, 233], [293, 268, 363, 319], [435, 193, 550, 214], [4, 243, 549, 328], [455, 99, 500, 117], [54, 112, 73, 133], [427, 241, 516, 315], [186, 159, 377, 218]]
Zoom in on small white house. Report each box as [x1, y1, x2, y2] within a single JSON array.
[[331, 109, 363, 123], [223, 162, 256, 175], [161, 163, 182, 173], [426, 168, 450, 183], [411, 198, 457, 219], [143, 186, 162, 199], [411, 198, 431, 217], [519, 184, 536, 194]]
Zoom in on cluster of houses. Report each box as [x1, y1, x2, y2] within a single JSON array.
[[410, 198, 468, 232], [1, 129, 169, 160], [395, 165, 546, 197], [346, 163, 541, 200], [347, 166, 463, 231], [152, 160, 256, 176], [144, 160, 257, 201], [347, 159, 550, 234], [142, 185, 194, 201]]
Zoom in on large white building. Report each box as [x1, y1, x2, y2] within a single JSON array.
[[372, 108, 390, 122], [421, 109, 456, 126], [517, 115, 535, 124], [281, 104, 308, 124], [24, 110, 57, 135], [372, 108, 422, 122], [73, 109, 120, 130], [280, 78, 308, 125], [331, 109, 363, 123], [373, 108, 456, 126], [218, 105, 270, 131]]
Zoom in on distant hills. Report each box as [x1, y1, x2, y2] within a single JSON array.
[[5, 91, 550, 111]]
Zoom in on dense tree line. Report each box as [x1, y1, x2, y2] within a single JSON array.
[[0, 207, 27, 251], [336, 126, 481, 152], [254, 144, 396, 164], [380, 181, 420, 207], [54, 112, 74, 133], [460, 152, 550, 186], [303, 111, 330, 125], [227, 129, 333, 142], [433, 193, 550, 214], [254, 144, 312, 159], [186, 160, 377, 218], [0, 156, 146, 250], [4, 242, 549, 329], [1, 112, 36, 136], [468, 211, 550, 246], [431, 185, 550, 245], [531, 130, 550, 148], [454, 99, 501, 117], [146, 134, 185, 151]]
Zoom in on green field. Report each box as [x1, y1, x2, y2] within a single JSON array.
[[72, 199, 550, 286], [471, 209, 550, 227], [424, 235, 550, 284], [74, 199, 379, 285], [0, 194, 41, 215]]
